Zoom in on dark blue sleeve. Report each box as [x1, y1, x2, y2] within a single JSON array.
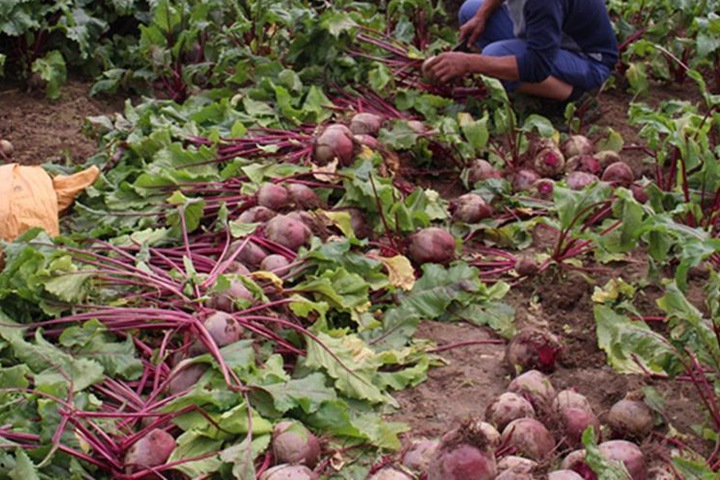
[[516, 0, 563, 83]]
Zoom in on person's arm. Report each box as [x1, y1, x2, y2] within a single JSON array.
[[425, 52, 519, 84], [460, 0, 506, 46], [474, 0, 505, 22]]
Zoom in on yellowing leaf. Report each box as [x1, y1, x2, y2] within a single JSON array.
[[321, 210, 354, 238], [378, 255, 415, 291], [252, 271, 284, 289], [311, 159, 340, 183]]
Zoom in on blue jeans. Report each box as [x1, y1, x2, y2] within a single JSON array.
[[459, 0, 611, 92]]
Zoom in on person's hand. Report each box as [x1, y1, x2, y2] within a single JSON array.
[[424, 52, 472, 84], [459, 15, 487, 48]]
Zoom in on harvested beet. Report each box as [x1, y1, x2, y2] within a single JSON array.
[[427, 444, 497, 480], [167, 363, 208, 395], [497, 455, 538, 473], [601, 162, 634, 187], [594, 150, 621, 168], [368, 467, 413, 480], [407, 120, 428, 134], [607, 399, 654, 439], [515, 257, 540, 277], [630, 183, 649, 204], [207, 279, 253, 312], [314, 124, 355, 166], [440, 420, 501, 450], [553, 390, 593, 415], [486, 392, 536, 430], [407, 227, 456, 265], [264, 215, 311, 251], [350, 112, 383, 136], [194, 311, 243, 353], [233, 241, 268, 268], [467, 159, 501, 184], [226, 261, 251, 275], [258, 183, 290, 211], [562, 441, 647, 480], [567, 171, 599, 191], [422, 56, 437, 83], [0, 139, 13, 157], [261, 254, 292, 275], [239, 206, 277, 224], [272, 421, 320, 467], [531, 178, 555, 199], [566, 154, 602, 174], [508, 370, 556, 408], [512, 169, 541, 192], [450, 193, 493, 223], [260, 464, 316, 480], [344, 208, 372, 239], [505, 328, 562, 374], [285, 183, 320, 209], [124, 429, 176, 473], [501, 418, 555, 461], [548, 470, 584, 480], [353, 134, 380, 149], [558, 406, 600, 447], [534, 146, 566, 177], [402, 438, 439, 471], [561, 135, 594, 158], [496, 471, 534, 480]]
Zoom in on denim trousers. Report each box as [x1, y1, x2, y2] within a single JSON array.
[[459, 0, 612, 91]]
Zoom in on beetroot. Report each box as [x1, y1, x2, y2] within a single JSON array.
[[497, 455, 538, 473], [0, 139, 13, 157], [261, 254, 292, 275], [350, 112, 383, 136], [496, 471, 534, 480], [226, 261, 251, 275], [508, 370, 556, 408], [512, 169, 541, 192], [601, 162, 634, 187], [124, 429, 176, 473], [505, 328, 562, 374], [440, 420, 500, 450], [534, 146, 566, 177], [353, 134, 380, 149], [368, 467, 413, 480], [427, 444, 497, 480], [561, 135, 594, 158], [514, 257, 540, 277], [402, 438, 439, 471], [607, 399, 654, 439], [548, 471, 584, 480], [407, 120, 428, 134], [258, 183, 290, 211], [562, 441, 647, 480], [194, 311, 243, 353], [272, 421, 320, 467], [260, 464, 316, 480], [558, 406, 600, 447], [239, 206, 277, 223], [450, 193, 493, 223], [501, 418, 555, 461], [422, 56, 437, 83], [531, 178, 555, 199], [286, 183, 321, 209], [407, 227, 456, 265], [167, 363, 208, 395], [553, 390, 593, 415], [566, 171, 599, 190], [566, 154, 602, 174], [486, 392, 536, 430], [207, 279, 253, 312], [467, 159, 501, 184], [630, 183, 649, 204], [314, 124, 355, 166], [264, 215, 311, 251], [594, 150, 622, 168], [233, 241, 268, 268]]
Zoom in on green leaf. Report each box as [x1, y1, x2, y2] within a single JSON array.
[[10, 449, 39, 480], [259, 372, 337, 414], [31, 51, 67, 101], [583, 428, 632, 479], [220, 435, 271, 480]]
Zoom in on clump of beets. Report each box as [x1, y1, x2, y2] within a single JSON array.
[[260, 464, 316, 480], [0, 139, 13, 158], [512, 169, 541, 192], [566, 154, 601, 174], [467, 159, 501, 184], [207, 279, 253, 312], [566, 171, 599, 190], [350, 112, 384, 136], [368, 467, 413, 480], [561, 135, 594, 158], [508, 370, 557, 408], [264, 215, 311, 251], [501, 418, 555, 461], [486, 392, 536, 430], [601, 162, 634, 187], [239, 206, 277, 224], [505, 328, 563, 374], [314, 124, 355, 166], [534, 145, 566, 178], [258, 183, 290, 211], [427, 418, 498, 480], [286, 183, 321, 209], [272, 421, 321, 467], [402, 438, 439, 472], [607, 397, 654, 439], [407, 227, 456, 265], [124, 429, 176, 473], [450, 193, 493, 224]]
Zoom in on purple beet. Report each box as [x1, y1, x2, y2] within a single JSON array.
[[264, 215, 311, 251], [314, 124, 355, 166], [407, 227, 456, 265], [501, 418, 555, 461], [505, 328, 563, 374], [257, 183, 290, 211], [272, 421, 320, 467], [124, 429, 176, 473], [508, 370, 556, 408], [450, 193, 494, 223], [486, 392, 536, 431]]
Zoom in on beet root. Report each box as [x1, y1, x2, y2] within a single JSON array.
[[515, 257, 540, 277], [467, 159, 501, 184], [368, 467, 413, 480], [505, 328, 563, 374], [497, 455, 538, 473], [501, 418, 555, 461], [232, 240, 268, 268], [561, 135, 594, 158], [486, 392, 536, 431], [512, 169, 541, 192], [239, 206, 277, 224], [285, 183, 321, 209], [407, 227, 456, 265], [257, 183, 290, 211], [562, 440, 647, 480], [264, 215, 311, 251], [534, 146, 566, 177], [260, 254, 292, 275], [191, 311, 243, 355], [566, 154, 602, 175], [260, 464, 316, 480], [531, 178, 555, 199], [508, 370, 556, 408], [558, 406, 600, 448], [450, 193, 493, 224], [314, 124, 355, 166], [124, 429, 176, 473], [566, 171, 599, 190], [427, 444, 497, 480], [594, 150, 622, 168], [272, 421, 321, 467], [402, 438, 439, 472], [548, 470, 584, 480], [207, 279, 253, 312], [350, 112, 384, 136], [607, 399, 654, 439], [553, 390, 593, 415], [601, 162, 634, 187], [167, 363, 208, 395]]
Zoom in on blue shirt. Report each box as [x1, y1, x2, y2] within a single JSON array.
[[507, 0, 619, 83]]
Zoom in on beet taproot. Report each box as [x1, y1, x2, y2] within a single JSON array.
[[314, 124, 355, 166], [468, 159, 501, 184], [602, 162, 634, 187], [286, 183, 321, 209], [272, 421, 320, 467], [407, 227, 456, 265], [505, 328, 562, 374], [0, 139, 13, 157], [450, 193, 493, 223], [486, 392, 536, 431], [207, 279, 253, 312], [607, 399, 654, 439], [239, 206, 277, 224], [567, 171, 599, 190], [260, 464, 316, 480], [261, 254, 292, 275], [368, 467, 413, 480], [561, 135, 594, 158], [258, 183, 290, 211], [124, 429, 176, 473], [534, 146, 566, 177], [508, 370, 556, 408], [427, 444, 497, 480], [264, 215, 311, 251], [512, 169, 541, 192], [350, 112, 383, 136], [402, 438, 439, 472], [501, 418, 555, 461]]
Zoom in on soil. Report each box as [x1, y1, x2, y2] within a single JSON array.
[[0, 80, 123, 166]]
